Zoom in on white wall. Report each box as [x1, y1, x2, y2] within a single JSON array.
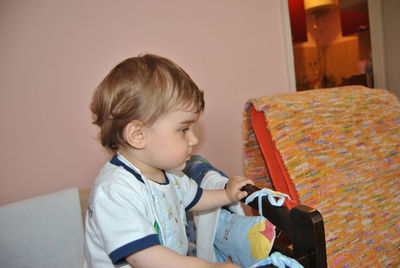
[[0, 0, 291, 205], [381, 0, 400, 96], [369, 0, 400, 96]]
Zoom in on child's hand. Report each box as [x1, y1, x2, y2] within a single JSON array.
[[225, 176, 254, 203]]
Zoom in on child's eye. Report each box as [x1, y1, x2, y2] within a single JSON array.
[[181, 128, 189, 134]]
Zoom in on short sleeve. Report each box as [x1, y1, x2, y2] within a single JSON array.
[[90, 185, 160, 264], [171, 173, 203, 211]]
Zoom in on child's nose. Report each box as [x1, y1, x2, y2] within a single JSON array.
[[188, 131, 199, 146]]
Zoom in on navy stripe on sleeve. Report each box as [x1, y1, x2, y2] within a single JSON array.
[[109, 234, 160, 264], [185, 187, 203, 212]]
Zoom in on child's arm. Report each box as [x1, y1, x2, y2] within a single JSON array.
[[190, 176, 253, 212], [126, 245, 239, 268]]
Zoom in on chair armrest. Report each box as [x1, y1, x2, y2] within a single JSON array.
[[79, 189, 91, 223], [291, 205, 327, 268], [241, 185, 327, 268]]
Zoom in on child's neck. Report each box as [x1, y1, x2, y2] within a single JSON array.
[[142, 169, 167, 184], [118, 151, 166, 183]]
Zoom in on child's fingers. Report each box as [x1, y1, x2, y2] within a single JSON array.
[[239, 190, 248, 199], [226, 176, 254, 202]]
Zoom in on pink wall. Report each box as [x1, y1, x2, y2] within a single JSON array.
[[0, 0, 291, 205]]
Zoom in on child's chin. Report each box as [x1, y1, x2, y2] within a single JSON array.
[[177, 162, 188, 171]]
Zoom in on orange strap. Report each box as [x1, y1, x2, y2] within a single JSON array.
[[250, 105, 300, 208]]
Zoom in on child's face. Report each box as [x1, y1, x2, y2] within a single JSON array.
[[143, 109, 200, 172]]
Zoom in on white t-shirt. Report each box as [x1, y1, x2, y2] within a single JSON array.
[[84, 154, 203, 268]]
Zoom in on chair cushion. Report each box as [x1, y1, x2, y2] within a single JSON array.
[[0, 188, 85, 267]]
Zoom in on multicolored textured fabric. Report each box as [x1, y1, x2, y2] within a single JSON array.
[[243, 86, 400, 267], [243, 102, 273, 189]]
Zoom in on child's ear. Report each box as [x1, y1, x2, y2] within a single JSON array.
[[124, 120, 146, 149]]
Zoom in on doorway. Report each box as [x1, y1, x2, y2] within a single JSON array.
[[287, 0, 374, 91]]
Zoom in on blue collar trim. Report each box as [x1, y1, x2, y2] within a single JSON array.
[[110, 155, 144, 183], [109, 155, 169, 185]]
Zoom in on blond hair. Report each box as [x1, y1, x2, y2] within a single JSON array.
[[90, 54, 204, 152]]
